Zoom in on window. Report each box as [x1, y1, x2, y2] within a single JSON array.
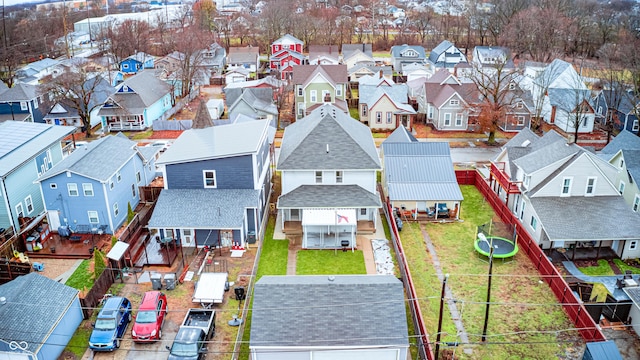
[[620, 158, 625, 168], [634, 120, 639, 132], [519, 201, 525, 220], [530, 216, 537, 230], [376, 112, 382, 123], [509, 83, 516, 90], [561, 177, 572, 196], [83, 183, 94, 196], [298, 106, 304, 116], [113, 202, 119, 216], [336, 86, 342, 97], [444, 113, 451, 126], [297, 86, 303, 96], [516, 102, 524, 109], [203, 170, 217, 188], [315, 171, 323, 183], [16, 203, 24, 218], [336, 171, 343, 183], [516, 116, 525, 126], [360, 208, 367, 215], [68, 183, 79, 197], [323, 91, 331, 103], [49, 183, 57, 189], [634, 194, 640, 212], [131, 184, 136, 197], [362, 105, 368, 117], [631, 241, 638, 251], [455, 113, 463, 126], [34, 98, 38, 109], [386, 112, 392, 124], [20, 101, 27, 110], [582, 117, 588, 127], [88, 211, 99, 224], [619, 181, 625, 194], [25, 195, 33, 213], [109, 179, 114, 189], [585, 177, 596, 196], [449, 99, 459, 106], [136, 171, 141, 183], [116, 171, 122, 182], [310, 90, 317, 102]]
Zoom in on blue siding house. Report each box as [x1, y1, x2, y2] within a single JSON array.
[[36, 134, 160, 235], [599, 89, 640, 134], [0, 121, 76, 234], [148, 120, 273, 248], [97, 71, 172, 132], [0, 83, 46, 123], [0, 273, 83, 360], [119, 52, 155, 74]]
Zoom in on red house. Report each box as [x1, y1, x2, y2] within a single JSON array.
[[269, 34, 304, 80]]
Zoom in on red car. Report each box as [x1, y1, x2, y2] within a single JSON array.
[[131, 291, 167, 342]]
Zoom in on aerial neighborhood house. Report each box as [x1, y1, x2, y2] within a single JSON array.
[[36, 134, 160, 235], [226, 88, 278, 126], [359, 83, 415, 131], [358, 71, 395, 87], [277, 105, 382, 249], [0, 273, 83, 360], [599, 130, 640, 212], [418, 69, 477, 131], [308, 44, 340, 65], [471, 46, 514, 70], [223, 76, 285, 102], [225, 67, 252, 84], [401, 62, 435, 82], [155, 51, 184, 73], [498, 81, 535, 132], [381, 129, 463, 220], [292, 64, 349, 119], [490, 128, 640, 259], [15, 58, 60, 84], [269, 34, 305, 80], [593, 88, 640, 134], [349, 64, 392, 82], [530, 59, 595, 136], [390, 44, 427, 72], [119, 51, 155, 74], [43, 75, 115, 130], [0, 121, 76, 237], [148, 120, 273, 249], [250, 275, 409, 360], [0, 83, 47, 123], [198, 42, 227, 76], [428, 40, 468, 70], [227, 46, 260, 73], [341, 43, 374, 69], [98, 71, 172, 132]]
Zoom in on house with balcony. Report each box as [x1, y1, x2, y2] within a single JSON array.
[[293, 64, 348, 120], [0, 83, 46, 123], [0, 121, 76, 239], [599, 130, 640, 212], [269, 34, 304, 80], [148, 120, 272, 249], [98, 71, 172, 132], [36, 134, 159, 235], [277, 104, 382, 249], [489, 128, 640, 259]]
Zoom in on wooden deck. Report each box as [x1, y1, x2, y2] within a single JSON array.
[[27, 233, 111, 260], [133, 236, 179, 267], [282, 221, 376, 235]]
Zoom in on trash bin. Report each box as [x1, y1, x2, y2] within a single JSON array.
[[150, 273, 163, 290], [247, 231, 256, 244], [164, 273, 176, 290]]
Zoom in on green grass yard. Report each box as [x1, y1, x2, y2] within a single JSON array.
[[296, 250, 366, 275]]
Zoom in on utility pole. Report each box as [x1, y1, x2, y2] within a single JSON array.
[[434, 274, 449, 360], [63, 0, 70, 59], [481, 242, 495, 342]]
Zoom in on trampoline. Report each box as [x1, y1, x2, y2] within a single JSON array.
[[474, 233, 519, 259]]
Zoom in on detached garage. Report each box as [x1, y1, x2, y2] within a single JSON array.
[[250, 275, 409, 360]]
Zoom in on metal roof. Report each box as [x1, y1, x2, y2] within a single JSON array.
[[250, 275, 409, 348], [0, 273, 79, 353], [277, 104, 381, 170], [157, 119, 269, 165], [277, 184, 381, 209], [0, 121, 76, 177], [148, 188, 259, 229], [382, 142, 450, 156]]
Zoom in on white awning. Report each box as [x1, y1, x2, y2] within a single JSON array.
[[107, 241, 130, 261], [302, 209, 357, 226]]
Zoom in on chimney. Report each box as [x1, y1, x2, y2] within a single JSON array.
[[379, 70, 383, 79]]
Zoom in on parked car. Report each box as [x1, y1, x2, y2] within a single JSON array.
[[167, 309, 216, 359], [132, 291, 168, 342], [89, 296, 132, 351]]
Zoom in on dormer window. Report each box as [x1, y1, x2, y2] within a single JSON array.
[[509, 83, 516, 90]]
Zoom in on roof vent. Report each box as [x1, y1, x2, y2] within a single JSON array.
[[0, 297, 6, 305], [328, 276, 335, 282], [326, 144, 329, 153]]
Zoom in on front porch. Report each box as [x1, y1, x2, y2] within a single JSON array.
[[282, 220, 375, 236], [547, 246, 619, 262]]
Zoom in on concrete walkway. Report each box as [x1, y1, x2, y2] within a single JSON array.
[[53, 259, 83, 283], [420, 223, 472, 355], [562, 261, 632, 301]]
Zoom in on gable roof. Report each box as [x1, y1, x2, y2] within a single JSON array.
[[123, 51, 154, 64], [272, 33, 303, 45], [37, 135, 142, 182], [277, 184, 382, 208], [503, 128, 540, 148], [99, 71, 170, 116], [0, 83, 39, 102], [342, 43, 373, 58], [278, 104, 380, 170], [227, 46, 259, 64], [308, 45, 339, 60], [250, 275, 409, 348], [514, 138, 579, 174], [429, 40, 455, 63], [158, 119, 270, 165], [292, 64, 348, 86], [391, 44, 426, 59], [0, 121, 76, 177], [622, 149, 640, 184], [359, 84, 415, 114], [384, 126, 418, 143], [223, 76, 283, 91], [600, 130, 640, 155], [547, 88, 592, 111], [229, 89, 278, 116], [0, 273, 79, 353]]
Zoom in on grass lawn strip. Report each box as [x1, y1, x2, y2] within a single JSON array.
[[296, 250, 366, 275], [578, 259, 615, 276]]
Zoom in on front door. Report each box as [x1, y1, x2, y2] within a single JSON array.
[[290, 209, 300, 221], [182, 229, 193, 246], [48, 210, 61, 230]]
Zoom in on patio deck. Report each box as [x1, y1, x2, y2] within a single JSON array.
[[548, 247, 619, 263], [282, 221, 376, 235], [133, 237, 179, 267], [27, 233, 111, 260]]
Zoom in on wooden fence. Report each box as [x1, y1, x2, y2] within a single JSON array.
[[459, 170, 607, 343], [79, 268, 115, 319]]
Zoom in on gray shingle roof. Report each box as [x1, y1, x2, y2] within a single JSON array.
[[250, 275, 409, 348], [277, 104, 381, 170], [148, 188, 259, 228], [157, 120, 269, 165], [429, 40, 454, 63], [359, 84, 415, 115], [383, 126, 417, 143], [623, 149, 640, 184], [382, 142, 463, 201], [530, 196, 640, 241], [503, 127, 540, 148], [342, 43, 373, 58], [98, 71, 170, 116], [600, 130, 640, 155], [37, 135, 138, 182], [0, 83, 39, 101], [0, 273, 79, 353], [0, 121, 76, 177], [277, 184, 381, 208], [513, 139, 579, 174]]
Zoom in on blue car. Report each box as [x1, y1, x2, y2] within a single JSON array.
[[89, 297, 132, 351]]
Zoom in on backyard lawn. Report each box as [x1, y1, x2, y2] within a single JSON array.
[[400, 185, 583, 359]]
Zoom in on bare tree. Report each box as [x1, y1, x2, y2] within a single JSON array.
[[409, 8, 436, 45], [106, 20, 152, 65], [174, 26, 215, 99]]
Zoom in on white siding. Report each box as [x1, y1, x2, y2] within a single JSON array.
[[281, 170, 377, 195]]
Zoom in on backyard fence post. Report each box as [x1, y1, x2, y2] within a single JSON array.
[[482, 244, 495, 343], [434, 274, 449, 360]]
